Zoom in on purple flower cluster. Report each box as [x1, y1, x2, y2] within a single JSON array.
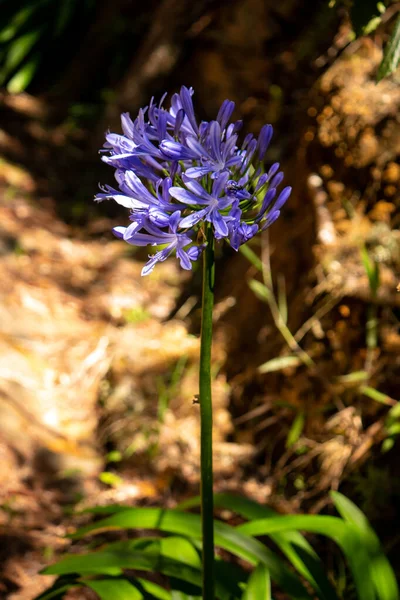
[[96, 87, 291, 275]]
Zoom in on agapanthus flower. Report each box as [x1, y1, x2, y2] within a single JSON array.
[[96, 86, 290, 275]]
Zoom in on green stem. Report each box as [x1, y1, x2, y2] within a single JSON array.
[[199, 224, 215, 599]]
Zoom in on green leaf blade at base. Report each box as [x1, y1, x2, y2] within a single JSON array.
[[377, 13, 400, 81], [242, 563, 271, 600]]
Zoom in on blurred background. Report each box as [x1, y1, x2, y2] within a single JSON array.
[[0, 0, 400, 598]]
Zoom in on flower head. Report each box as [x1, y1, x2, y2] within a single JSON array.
[[96, 86, 290, 275]]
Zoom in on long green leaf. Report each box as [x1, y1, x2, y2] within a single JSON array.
[[238, 515, 379, 600], [44, 551, 203, 594], [286, 411, 305, 448], [239, 244, 263, 272], [134, 578, 172, 600], [85, 578, 143, 600], [6, 54, 39, 92], [258, 355, 302, 374], [359, 386, 396, 407], [180, 494, 338, 600], [3, 31, 40, 74], [248, 279, 271, 303], [62, 508, 312, 599], [331, 492, 399, 600], [104, 537, 201, 570], [378, 12, 400, 81], [242, 564, 271, 600], [43, 538, 242, 600], [171, 592, 200, 600], [101, 536, 246, 591]]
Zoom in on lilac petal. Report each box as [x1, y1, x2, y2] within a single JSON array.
[[187, 245, 203, 260], [113, 226, 125, 239], [199, 122, 210, 138], [226, 123, 235, 139], [96, 192, 144, 210], [257, 124, 273, 160], [185, 166, 213, 179], [229, 202, 242, 222], [124, 170, 155, 204], [269, 172, 284, 189], [274, 186, 291, 211], [157, 109, 168, 142], [102, 152, 136, 163], [230, 235, 240, 251], [209, 121, 223, 162], [179, 86, 198, 133], [217, 195, 233, 210], [262, 209, 280, 230], [240, 223, 258, 241], [256, 188, 277, 222], [217, 100, 235, 130], [240, 138, 257, 173], [160, 140, 197, 160], [124, 232, 162, 246], [242, 133, 254, 151], [105, 133, 137, 153], [212, 171, 229, 198], [262, 187, 277, 209], [123, 220, 143, 241], [210, 209, 229, 238], [159, 177, 173, 203], [174, 108, 185, 136], [255, 173, 269, 192], [180, 207, 210, 228], [267, 162, 280, 179], [182, 178, 211, 198], [225, 155, 242, 169], [148, 208, 171, 228], [170, 161, 180, 179], [169, 187, 209, 206], [222, 134, 238, 160], [169, 210, 182, 233], [176, 248, 192, 270], [121, 113, 135, 138], [238, 173, 249, 187], [141, 249, 171, 276], [232, 120, 243, 134], [170, 93, 182, 118], [185, 135, 210, 159]]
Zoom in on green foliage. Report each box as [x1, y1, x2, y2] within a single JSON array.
[[35, 492, 398, 600], [344, 1, 400, 80], [0, 1, 95, 92], [361, 246, 380, 298], [286, 410, 305, 448], [377, 11, 400, 80], [383, 400, 400, 451], [350, 0, 386, 37], [242, 563, 271, 599], [98, 471, 123, 488], [240, 242, 314, 368]]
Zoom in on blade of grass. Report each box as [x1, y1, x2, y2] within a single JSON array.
[[377, 12, 400, 81], [242, 563, 271, 600], [85, 578, 143, 600], [331, 492, 399, 600]]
